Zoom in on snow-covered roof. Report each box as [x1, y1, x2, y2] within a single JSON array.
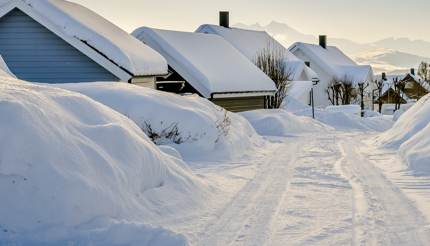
[[289, 42, 374, 85], [0, 55, 15, 77], [196, 24, 319, 82], [376, 73, 429, 96], [0, 0, 168, 80], [132, 27, 277, 98]]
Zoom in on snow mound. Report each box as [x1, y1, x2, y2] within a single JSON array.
[[240, 109, 331, 137], [325, 105, 361, 116], [378, 96, 430, 174], [282, 97, 393, 132], [0, 78, 203, 244], [51, 82, 263, 161], [379, 95, 430, 148]]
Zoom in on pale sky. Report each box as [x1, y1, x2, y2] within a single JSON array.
[[71, 0, 429, 43]]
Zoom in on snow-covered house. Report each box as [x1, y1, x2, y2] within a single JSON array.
[[196, 14, 318, 105], [289, 36, 374, 107], [132, 27, 277, 112], [0, 0, 167, 85], [375, 70, 428, 104]]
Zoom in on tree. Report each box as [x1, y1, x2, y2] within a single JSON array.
[[358, 82, 369, 117], [418, 62, 430, 83], [373, 78, 385, 113], [393, 77, 405, 111], [254, 43, 292, 108], [326, 77, 357, 105]]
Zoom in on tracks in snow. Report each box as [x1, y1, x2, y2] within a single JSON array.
[[338, 136, 430, 245], [186, 133, 430, 246], [194, 141, 299, 246]]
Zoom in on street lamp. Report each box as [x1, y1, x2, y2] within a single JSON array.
[[311, 78, 320, 119]]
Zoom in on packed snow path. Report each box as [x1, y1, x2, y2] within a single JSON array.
[[188, 132, 430, 246]]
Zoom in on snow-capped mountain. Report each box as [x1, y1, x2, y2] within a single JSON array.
[[233, 22, 430, 74], [354, 49, 430, 75]]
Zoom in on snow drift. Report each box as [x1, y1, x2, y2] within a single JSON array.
[[51, 82, 263, 161], [378, 95, 430, 174], [283, 96, 393, 132], [240, 109, 330, 137], [0, 77, 204, 245]]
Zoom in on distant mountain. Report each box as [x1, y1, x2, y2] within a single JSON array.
[[371, 38, 430, 58], [233, 22, 430, 74], [354, 49, 430, 75]]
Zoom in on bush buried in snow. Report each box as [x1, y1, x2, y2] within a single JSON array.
[[51, 82, 264, 161]]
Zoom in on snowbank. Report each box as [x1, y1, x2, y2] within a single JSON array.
[[240, 109, 330, 137], [0, 78, 204, 244], [51, 82, 263, 161], [378, 95, 430, 174], [379, 96, 430, 148], [325, 105, 361, 116], [283, 97, 393, 132]]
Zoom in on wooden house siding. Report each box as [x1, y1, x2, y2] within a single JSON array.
[[0, 9, 119, 83], [212, 96, 267, 112]]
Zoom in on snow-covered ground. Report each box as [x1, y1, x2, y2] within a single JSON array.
[[2, 77, 430, 245], [0, 77, 207, 245], [48, 82, 264, 162]]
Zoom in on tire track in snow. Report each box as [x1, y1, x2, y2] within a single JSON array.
[[194, 141, 299, 246], [338, 137, 430, 245]]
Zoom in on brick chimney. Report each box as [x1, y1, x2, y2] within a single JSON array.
[[319, 35, 327, 49], [410, 68, 415, 75], [219, 11, 229, 28]]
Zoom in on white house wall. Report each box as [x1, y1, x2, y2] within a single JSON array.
[[293, 49, 332, 107]]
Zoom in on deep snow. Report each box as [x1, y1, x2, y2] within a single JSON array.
[[0, 77, 205, 245], [240, 109, 331, 137], [378, 94, 430, 174], [283, 96, 393, 132], [49, 82, 265, 161]]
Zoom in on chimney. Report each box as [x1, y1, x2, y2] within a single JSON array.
[[382, 72, 387, 80], [319, 35, 327, 49], [305, 61, 311, 67], [410, 68, 415, 75], [219, 11, 229, 28]]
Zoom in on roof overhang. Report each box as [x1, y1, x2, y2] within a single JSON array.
[[211, 90, 276, 99]]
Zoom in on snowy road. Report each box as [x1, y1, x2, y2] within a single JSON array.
[[177, 132, 430, 246]]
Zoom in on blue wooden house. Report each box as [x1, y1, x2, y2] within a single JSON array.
[[0, 0, 167, 85]]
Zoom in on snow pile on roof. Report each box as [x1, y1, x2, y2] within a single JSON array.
[[283, 98, 393, 132], [378, 95, 430, 174], [290, 43, 373, 84], [16, 0, 167, 76], [0, 78, 204, 244], [0, 55, 15, 77], [196, 24, 318, 81], [240, 109, 331, 137], [52, 82, 264, 161], [132, 27, 276, 98]]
